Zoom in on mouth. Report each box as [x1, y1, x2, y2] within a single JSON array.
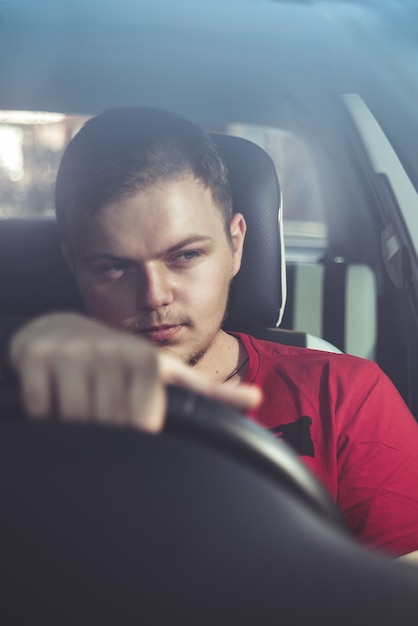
[[137, 324, 184, 343]]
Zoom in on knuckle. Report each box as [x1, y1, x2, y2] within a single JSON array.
[[59, 338, 88, 358], [92, 339, 121, 361], [21, 339, 52, 366], [137, 344, 159, 373], [122, 341, 159, 378]]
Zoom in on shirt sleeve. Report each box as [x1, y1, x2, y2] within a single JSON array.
[[335, 360, 418, 556]]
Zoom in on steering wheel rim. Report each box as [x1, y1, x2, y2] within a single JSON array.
[[165, 385, 347, 532], [4, 382, 418, 626], [0, 381, 347, 533]]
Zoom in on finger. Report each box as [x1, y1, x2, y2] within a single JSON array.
[[19, 351, 52, 418], [124, 346, 167, 432], [158, 354, 262, 413], [53, 348, 92, 420], [91, 353, 126, 424], [202, 382, 262, 413], [126, 376, 166, 433]]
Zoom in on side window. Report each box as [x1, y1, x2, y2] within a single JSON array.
[[225, 124, 327, 261], [0, 113, 328, 263], [0, 111, 89, 218]]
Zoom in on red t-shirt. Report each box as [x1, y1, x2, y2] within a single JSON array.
[[235, 332, 418, 557]]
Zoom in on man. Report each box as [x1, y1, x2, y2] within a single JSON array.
[[7, 107, 418, 560]]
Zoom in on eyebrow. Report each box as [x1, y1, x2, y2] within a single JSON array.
[[82, 235, 213, 263]]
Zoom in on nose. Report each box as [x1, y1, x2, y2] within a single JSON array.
[[136, 262, 174, 310]]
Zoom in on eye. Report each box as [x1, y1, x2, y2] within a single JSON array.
[[178, 250, 200, 261], [171, 249, 202, 264], [95, 260, 132, 278]]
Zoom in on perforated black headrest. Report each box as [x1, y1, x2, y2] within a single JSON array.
[[0, 134, 285, 328], [212, 134, 285, 331]]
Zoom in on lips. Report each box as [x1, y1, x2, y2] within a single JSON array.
[[138, 324, 183, 342]]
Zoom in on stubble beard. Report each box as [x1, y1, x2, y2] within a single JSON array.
[[187, 339, 215, 367], [124, 282, 232, 369], [180, 293, 231, 368], [142, 330, 215, 368]]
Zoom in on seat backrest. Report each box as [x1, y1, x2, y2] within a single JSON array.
[[0, 217, 85, 318], [210, 134, 286, 332], [282, 261, 377, 360]]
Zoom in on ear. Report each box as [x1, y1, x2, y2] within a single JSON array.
[[229, 213, 246, 278], [61, 241, 75, 274]]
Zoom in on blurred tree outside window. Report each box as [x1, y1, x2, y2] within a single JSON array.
[[0, 113, 327, 260], [0, 111, 89, 218]]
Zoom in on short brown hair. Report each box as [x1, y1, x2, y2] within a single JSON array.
[[55, 107, 233, 240]]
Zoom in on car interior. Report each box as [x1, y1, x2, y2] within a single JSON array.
[[2, 129, 418, 624], [2, 0, 418, 622], [1, 2, 418, 414]]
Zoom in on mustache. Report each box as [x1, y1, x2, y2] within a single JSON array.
[[123, 315, 192, 334]]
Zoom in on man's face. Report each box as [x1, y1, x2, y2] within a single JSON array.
[[63, 175, 246, 367]]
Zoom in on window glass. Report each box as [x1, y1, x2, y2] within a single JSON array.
[[0, 113, 328, 257], [224, 123, 328, 257], [0, 111, 89, 218]]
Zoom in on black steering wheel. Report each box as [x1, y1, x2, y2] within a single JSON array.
[[0, 380, 345, 531], [165, 385, 346, 531], [2, 382, 418, 626]]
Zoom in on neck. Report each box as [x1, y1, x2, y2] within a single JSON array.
[[194, 330, 247, 385]]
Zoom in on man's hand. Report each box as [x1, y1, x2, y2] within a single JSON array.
[[10, 313, 261, 433]]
